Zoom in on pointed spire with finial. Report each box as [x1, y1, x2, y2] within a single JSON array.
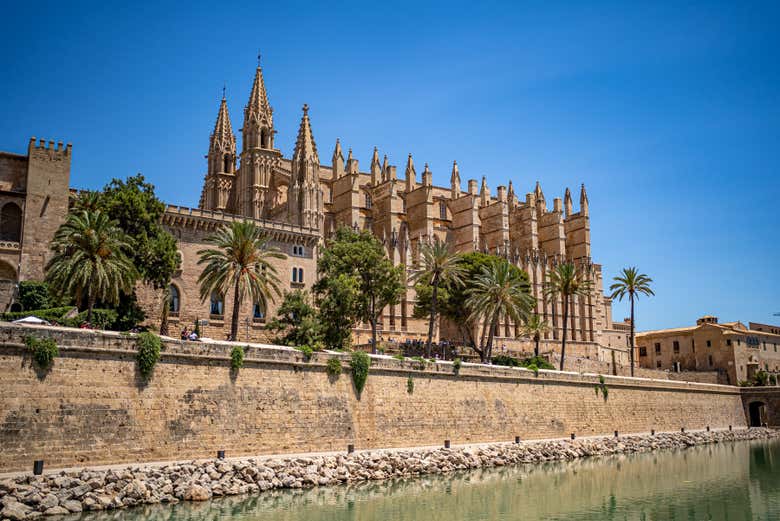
[[210, 94, 235, 154], [331, 139, 344, 180], [346, 147, 359, 174], [292, 103, 319, 166], [370, 147, 381, 185], [564, 187, 573, 217], [480, 176, 490, 206], [422, 163, 432, 187], [381, 154, 389, 182], [580, 183, 589, 216], [245, 54, 272, 127], [507, 180, 517, 206], [405, 154, 416, 192], [450, 161, 461, 199]]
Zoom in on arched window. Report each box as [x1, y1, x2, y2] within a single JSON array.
[[253, 300, 265, 321], [169, 285, 180, 314], [0, 203, 22, 242], [210, 291, 224, 316], [365, 194, 372, 209]]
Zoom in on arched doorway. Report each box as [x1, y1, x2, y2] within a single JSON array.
[[748, 401, 767, 427]]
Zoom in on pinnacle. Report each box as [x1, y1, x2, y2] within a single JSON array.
[[292, 104, 319, 163], [245, 64, 272, 123], [210, 97, 235, 152]]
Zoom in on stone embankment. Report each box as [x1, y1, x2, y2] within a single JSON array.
[[1, 428, 778, 520]]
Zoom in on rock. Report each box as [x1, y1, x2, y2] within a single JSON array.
[[183, 484, 211, 501], [61, 499, 83, 513], [1, 501, 32, 521], [39, 494, 59, 510], [43, 506, 70, 516]]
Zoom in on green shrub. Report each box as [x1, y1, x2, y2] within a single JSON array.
[[595, 375, 609, 401], [407, 376, 414, 394], [2, 306, 74, 323], [770, 374, 777, 386], [521, 356, 555, 370], [25, 336, 58, 370], [350, 351, 371, 395], [326, 357, 342, 377], [18, 281, 57, 311], [753, 370, 770, 387], [412, 356, 428, 369], [298, 345, 314, 361], [453, 358, 462, 375], [136, 332, 162, 379], [492, 354, 520, 367], [66, 309, 118, 330], [526, 363, 539, 376], [393, 353, 405, 361], [230, 346, 245, 370]]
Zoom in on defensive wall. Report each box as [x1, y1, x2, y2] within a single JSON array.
[[0, 323, 768, 472]]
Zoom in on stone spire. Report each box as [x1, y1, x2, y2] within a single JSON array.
[[480, 176, 490, 207], [580, 183, 589, 217], [564, 187, 573, 217], [405, 154, 416, 192], [242, 59, 274, 150], [381, 155, 389, 182], [332, 138, 344, 180], [535, 181, 546, 214], [346, 147, 359, 175], [507, 179, 517, 206], [370, 147, 381, 185], [422, 163, 432, 187], [289, 104, 323, 229], [203, 95, 237, 211], [450, 161, 461, 199]]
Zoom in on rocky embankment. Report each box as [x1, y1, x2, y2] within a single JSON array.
[[1, 428, 778, 520]]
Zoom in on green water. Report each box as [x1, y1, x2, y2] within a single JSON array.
[[77, 439, 780, 521]]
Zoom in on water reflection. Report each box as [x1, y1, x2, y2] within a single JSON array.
[[75, 439, 780, 521]]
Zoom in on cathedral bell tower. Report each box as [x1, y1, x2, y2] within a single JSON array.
[[200, 92, 236, 212], [288, 104, 323, 230], [237, 55, 282, 219]]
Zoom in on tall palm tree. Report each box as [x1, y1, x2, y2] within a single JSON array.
[[46, 210, 137, 324], [197, 221, 284, 340], [544, 263, 593, 371], [410, 240, 466, 357], [466, 259, 534, 363], [522, 313, 550, 358], [609, 267, 654, 377]]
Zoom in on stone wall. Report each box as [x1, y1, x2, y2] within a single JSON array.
[[0, 323, 748, 472]]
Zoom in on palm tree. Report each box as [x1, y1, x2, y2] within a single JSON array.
[[197, 221, 284, 340], [609, 267, 654, 377], [466, 259, 534, 363], [410, 240, 466, 357], [544, 263, 593, 371], [522, 313, 550, 357], [46, 210, 137, 324]]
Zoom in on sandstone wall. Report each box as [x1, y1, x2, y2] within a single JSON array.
[[0, 324, 748, 472]]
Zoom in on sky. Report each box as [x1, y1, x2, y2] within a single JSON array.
[[1, 0, 778, 330]]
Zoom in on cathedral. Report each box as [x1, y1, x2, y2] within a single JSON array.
[[0, 58, 628, 360]]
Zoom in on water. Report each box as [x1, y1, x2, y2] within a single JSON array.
[[76, 439, 780, 521]]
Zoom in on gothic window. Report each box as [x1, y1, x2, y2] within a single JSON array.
[[292, 267, 304, 283], [169, 285, 180, 314], [639, 346, 647, 357], [365, 194, 372, 209], [253, 300, 266, 321], [654, 342, 661, 355], [0, 202, 22, 242], [292, 245, 305, 257], [210, 291, 224, 316], [673, 341, 680, 353], [439, 201, 447, 220]]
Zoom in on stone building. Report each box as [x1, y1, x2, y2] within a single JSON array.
[[0, 58, 625, 355], [636, 316, 780, 385]]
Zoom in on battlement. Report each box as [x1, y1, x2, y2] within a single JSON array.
[[27, 136, 72, 158]]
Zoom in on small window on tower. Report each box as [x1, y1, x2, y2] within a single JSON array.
[[365, 194, 372, 209]]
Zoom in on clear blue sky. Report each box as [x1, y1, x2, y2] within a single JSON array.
[[1, 1, 778, 330]]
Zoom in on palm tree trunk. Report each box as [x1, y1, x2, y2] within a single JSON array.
[[87, 293, 95, 326], [426, 280, 438, 358], [485, 311, 499, 362], [629, 292, 635, 377], [230, 278, 241, 341], [534, 334, 540, 357], [559, 296, 568, 371]]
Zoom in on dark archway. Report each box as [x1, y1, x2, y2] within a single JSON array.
[[0, 202, 22, 242], [748, 401, 767, 427]]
